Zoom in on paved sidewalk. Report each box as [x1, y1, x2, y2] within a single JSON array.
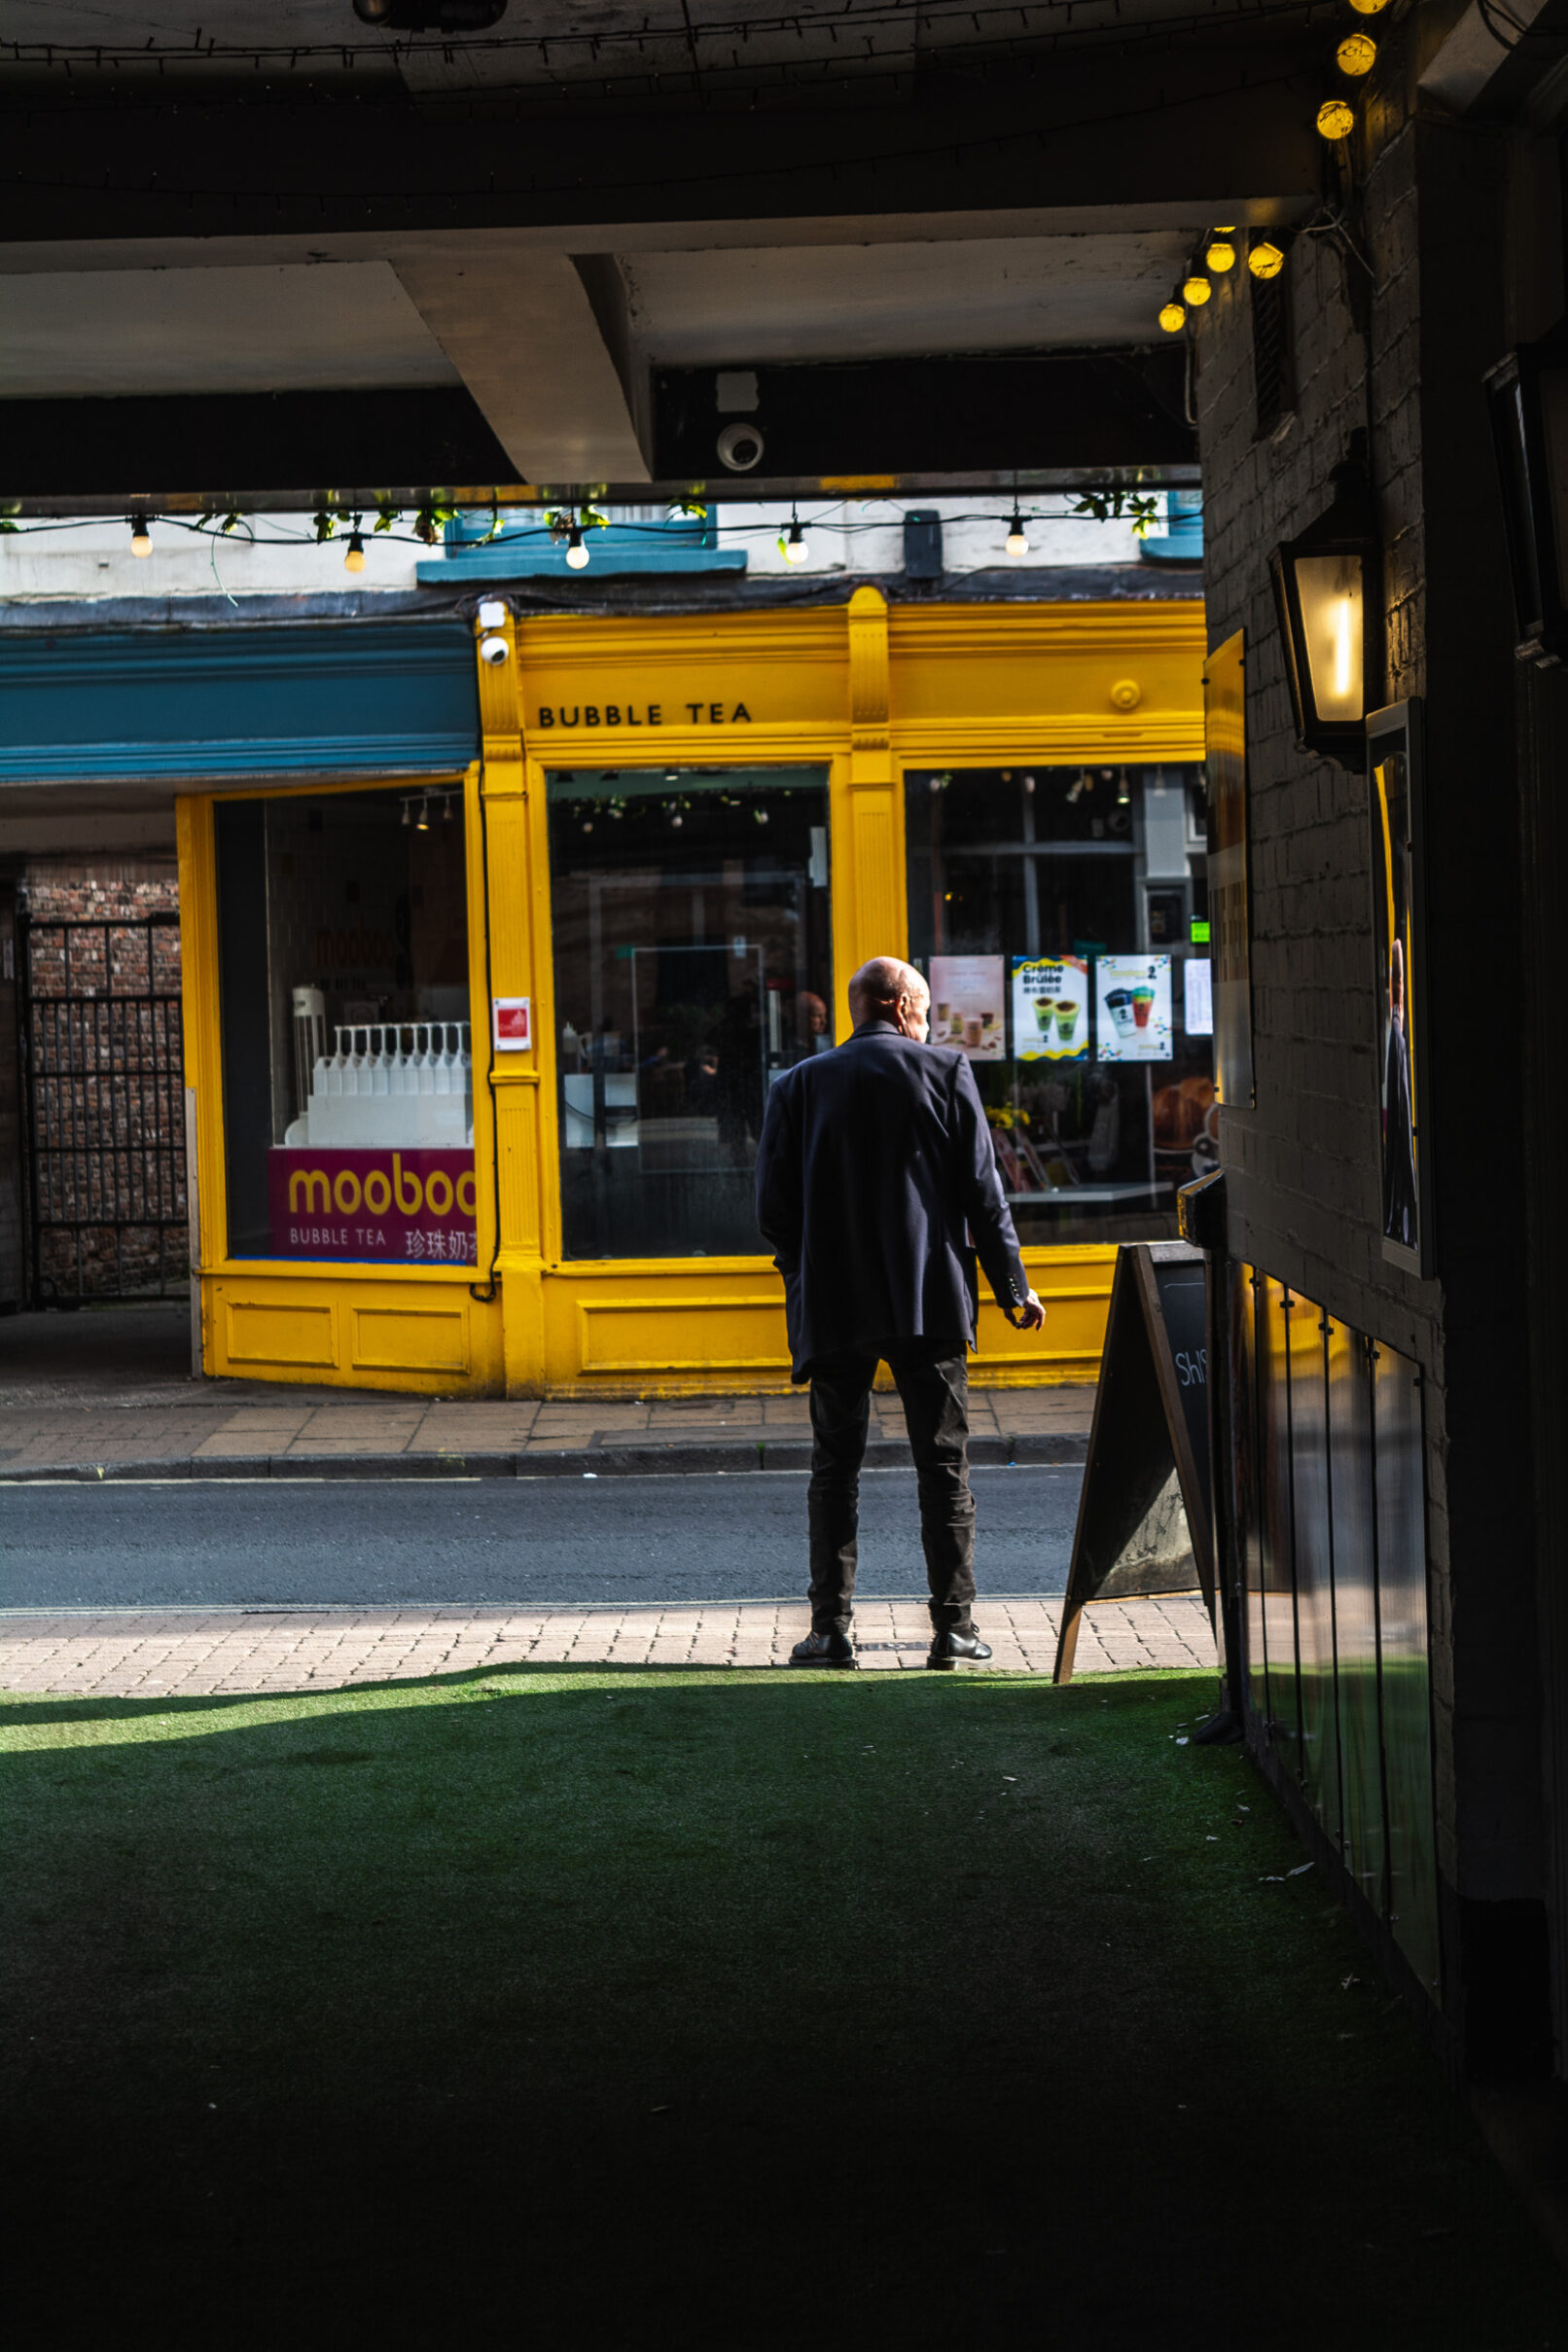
[[0, 1381, 1095, 1481], [0, 1593, 1209, 1694]]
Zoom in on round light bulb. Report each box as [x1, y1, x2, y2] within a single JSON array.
[[129, 515, 152, 557], [1182, 275, 1212, 306], [1336, 31, 1376, 73], [784, 519, 808, 564], [343, 532, 366, 574], [1205, 239, 1236, 272], [1347, 0, 1388, 15], [1248, 239, 1286, 280], [1317, 97, 1356, 139], [1214, 224, 1236, 233], [1158, 303, 1187, 334], [565, 525, 589, 570], [1005, 508, 1028, 557]]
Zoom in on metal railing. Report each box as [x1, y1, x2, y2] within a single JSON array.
[[18, 911, 189, 1303]]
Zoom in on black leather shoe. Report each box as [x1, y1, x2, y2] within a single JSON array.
[[789, 1627, 856, 1667], [927, 1627, 992, 1669]]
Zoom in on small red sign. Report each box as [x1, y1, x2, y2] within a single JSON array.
[[492, 996, 531, 1051]]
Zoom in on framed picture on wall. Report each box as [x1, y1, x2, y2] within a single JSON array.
[[1367, 699, 1431, 1275]]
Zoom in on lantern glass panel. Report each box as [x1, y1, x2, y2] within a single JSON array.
[[1539, 364, 1568, 590], [1295, 551, 1365, 724]]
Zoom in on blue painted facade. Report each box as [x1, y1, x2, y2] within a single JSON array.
[[417, 510, 747, 584], [0, 623, 480, 782]]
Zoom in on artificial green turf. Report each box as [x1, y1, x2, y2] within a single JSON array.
[[5, 1666, 1563, 2349]]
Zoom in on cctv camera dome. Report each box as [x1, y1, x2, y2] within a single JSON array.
[[717, 421, 766, 473], [479, 634, 510, 665]]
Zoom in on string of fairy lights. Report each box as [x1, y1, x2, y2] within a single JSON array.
[[0, 493, 1183, 572], [1156, 0, 1386, 335]]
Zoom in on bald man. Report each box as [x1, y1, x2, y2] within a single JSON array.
[[755, 955, 1045, 1669]]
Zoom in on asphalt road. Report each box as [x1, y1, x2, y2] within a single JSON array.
[[0, 1465, 1082, 1610]]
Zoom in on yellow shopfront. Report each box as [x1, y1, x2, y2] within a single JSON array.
[[179, 588, 1206, 1397]]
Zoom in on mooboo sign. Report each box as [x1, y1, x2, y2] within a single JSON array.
[[267, 1148, 478, 1264]]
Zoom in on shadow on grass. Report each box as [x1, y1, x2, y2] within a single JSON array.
[[4, 1667, 1562, 2349]]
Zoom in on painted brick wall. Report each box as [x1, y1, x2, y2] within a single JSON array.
[[1194, 109, 1542, 1944]]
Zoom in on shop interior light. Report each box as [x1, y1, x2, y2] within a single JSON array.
[[565, 523, 589, 570], [415, 799, 431, 832], [1006, 507, 1029, 557], [402, 800, 412, 827], [1485, 320, 1568, 664], [1249, 239, 1287, 280], [1158, 302, 1187, 334], [1269, 442, 1379, 759], [1317, 97, 1356, 138], [1182, 275, 1212, 306], [444, 793, 454, 819], [784, 511, 809, 564], [343, 529, 367, 574], [129, 513, 152, 557], [1205, 239, 1236, 272], [1336, 31, 1376, 73]]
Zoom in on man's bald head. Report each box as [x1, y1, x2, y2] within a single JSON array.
[[848, 957, 930, 1040]]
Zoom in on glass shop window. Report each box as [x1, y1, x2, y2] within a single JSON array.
[[547, 765, 834, 1260], [214, 787, 476, 1265], [905, 765, 1213, 1247]]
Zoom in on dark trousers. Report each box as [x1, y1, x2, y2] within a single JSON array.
[[807, 1346, 977, 1633]]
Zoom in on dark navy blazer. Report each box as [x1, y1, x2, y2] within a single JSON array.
[[754, 1019, 1030, 1380]]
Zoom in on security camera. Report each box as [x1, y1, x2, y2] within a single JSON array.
[[717, 421, 766, 473], [479, 634, 510, 666]]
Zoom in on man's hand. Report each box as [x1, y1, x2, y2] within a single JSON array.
[[1009, 1290, 1047, 1333]]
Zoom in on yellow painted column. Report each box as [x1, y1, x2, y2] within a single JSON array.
[[176, 795, 226, 1369], [474, 608, 551, 1395], [832, 586, 908, 1031]]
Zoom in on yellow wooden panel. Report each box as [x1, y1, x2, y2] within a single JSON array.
[[351, 1303, 470, 1375], [224, 1296, 339, 1369], [577, 1292, 790, 1375]]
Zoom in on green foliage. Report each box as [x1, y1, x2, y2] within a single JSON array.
[[1072, 489, 1162, 539]]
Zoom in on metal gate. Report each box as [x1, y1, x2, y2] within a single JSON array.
[[18, 911, 189, 1303]]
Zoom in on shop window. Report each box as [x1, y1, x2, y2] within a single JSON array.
[[905, 765, 1214, 1248], [547, 766, 833, 1259], [214, 787, 475, 1265]]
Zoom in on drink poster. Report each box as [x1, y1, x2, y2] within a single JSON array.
[[1095, 955, 1174, 1062], [1012, 954, 1089, 1061], [928, 955, 1006, 1060]]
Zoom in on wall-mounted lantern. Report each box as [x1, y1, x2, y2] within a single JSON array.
[[1269, 443, 1379, 759], [1484, 321, 1568, 665]]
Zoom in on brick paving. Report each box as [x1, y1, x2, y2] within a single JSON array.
[[0, 1382, 1095, 1479], [0, 1593, 1211, 1696]]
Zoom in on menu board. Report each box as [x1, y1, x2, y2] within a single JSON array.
[[1012, 954, 1089, 1061], [1095, 954, 1173, 1061], [928, 955, 1006, 1060], [1183, 957, 1214, 1036]]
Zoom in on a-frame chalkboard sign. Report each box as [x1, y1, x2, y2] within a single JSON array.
[[1052, 1241, 1216, 1684]]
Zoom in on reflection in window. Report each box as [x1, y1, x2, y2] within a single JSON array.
[[547, 766, 833, 1259], [905, 765, 1213, 1246], [215, 788, 474, 1265]]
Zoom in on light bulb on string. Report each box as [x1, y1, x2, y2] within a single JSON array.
[[343, 528, 366, 574], [1006, 506, 1029, 557], [1205, 238, 1236, 272], [1183, 275, 1212, 307], [565, 521, 589, 570], [1317, 97, 1356, 139], [1336, 31, 1376, 73], [129, 513, 152, 557], [784, 510, 808, 564], [1248, 239, 1286, 280], [1158, 302, 1186, 334]]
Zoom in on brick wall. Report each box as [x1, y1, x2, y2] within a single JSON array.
[[1194, 102, 1544, 1980]]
